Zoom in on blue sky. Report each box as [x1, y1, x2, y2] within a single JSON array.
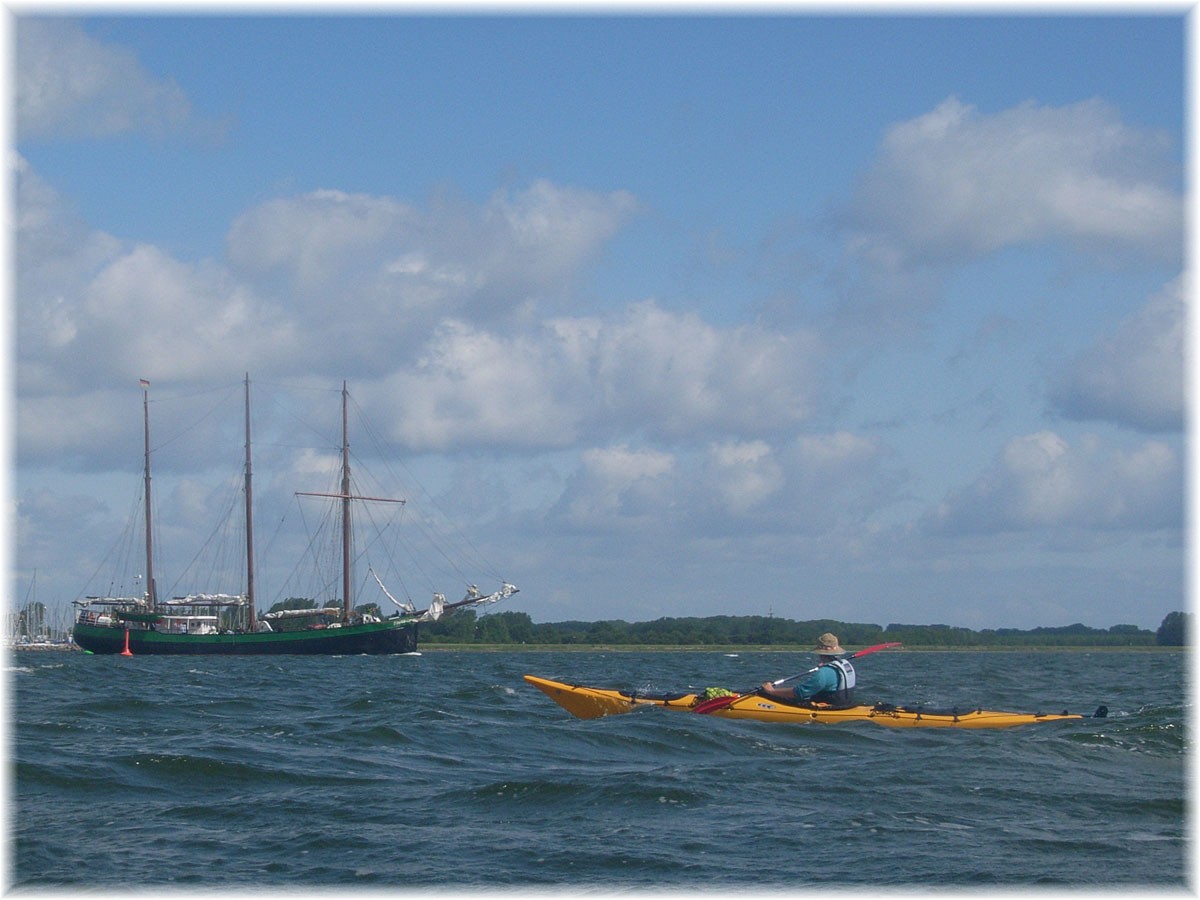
[[11, 10, 1186, 632]]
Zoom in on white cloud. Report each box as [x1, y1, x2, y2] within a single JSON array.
[[14, 157, 643, 462], [291, 448, 343, 479], [30, 241, 298, 389], [829, 97, 1183, 334], [705, 440, 783, 514], [1048, 276, 1185, 432], [924, 430, 1181, 535], [775, 431, 895, 533], [15, 158, 301, 468], [16, 155, 301, 404], [85, 246, 293, 373], [584, 444, 675, 482], [366, 320, 581, 450], [843, 97, 1181, 267], [554, 444, 677, 531], [540, 428, 893, 546], [581, 302, 821, 437], [15, 156, 123, 389], [16, 151, 826, 511], [486, 180, 641, 288], [790, 431, 880, 472], [366, 303, 824, 451], [16, 19, 194, 139], [226, 181, 638, 341], [227, 189, 420, 293]]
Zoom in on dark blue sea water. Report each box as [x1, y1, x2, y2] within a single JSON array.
[[10, 649, 1187, 890]]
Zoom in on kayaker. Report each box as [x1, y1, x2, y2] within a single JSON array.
[[759, 632, 856, 706]]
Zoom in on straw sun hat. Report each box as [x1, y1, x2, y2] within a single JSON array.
[[812, 633, 845, 656]]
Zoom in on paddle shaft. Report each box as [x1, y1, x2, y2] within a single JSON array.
[[692, 641, 902, 714], [764, 641, 902, 691]]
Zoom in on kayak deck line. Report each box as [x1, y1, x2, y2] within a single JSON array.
[[523, 675, 1108, 729]]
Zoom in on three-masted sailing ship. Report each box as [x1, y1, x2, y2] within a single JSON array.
[[71, 377, 516, 655]]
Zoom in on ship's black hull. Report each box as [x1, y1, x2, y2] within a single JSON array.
[[72, 620, 419, 655]]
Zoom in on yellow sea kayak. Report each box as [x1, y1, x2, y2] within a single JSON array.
[[524, 675, 1106, 729]]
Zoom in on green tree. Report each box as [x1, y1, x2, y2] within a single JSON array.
[[422, 608, 477, 642], [476, 614, 512, 643], [1156, 611, 1189, 646], [499, 611, 536, 643]]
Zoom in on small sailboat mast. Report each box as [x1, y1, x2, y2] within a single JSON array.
[[141, 379, 156, 611], [244, 374, 256, 633]]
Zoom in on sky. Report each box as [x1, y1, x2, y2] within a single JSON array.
[[8, 8, 1187, 633]]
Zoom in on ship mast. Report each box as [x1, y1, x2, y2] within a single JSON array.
[[295, 382, 405, 625], [244, 374, 256, 632], [142, 379, 156, 611], [341, 381, 352, 623]]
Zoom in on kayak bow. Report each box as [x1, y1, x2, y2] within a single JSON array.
[[524, 675, 1107, 729]]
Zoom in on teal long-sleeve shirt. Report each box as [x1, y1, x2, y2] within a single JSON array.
[[791, 664, 840, 700]]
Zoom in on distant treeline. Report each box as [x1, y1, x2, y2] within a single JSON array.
[[423, 610, 1189, 647]]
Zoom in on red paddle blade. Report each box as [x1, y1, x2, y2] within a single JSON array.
[[692, 692, 745, 714], [850, 641, 902, 658]]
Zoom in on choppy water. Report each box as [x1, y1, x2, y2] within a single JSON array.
[[10, 649, 1187, 889]]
